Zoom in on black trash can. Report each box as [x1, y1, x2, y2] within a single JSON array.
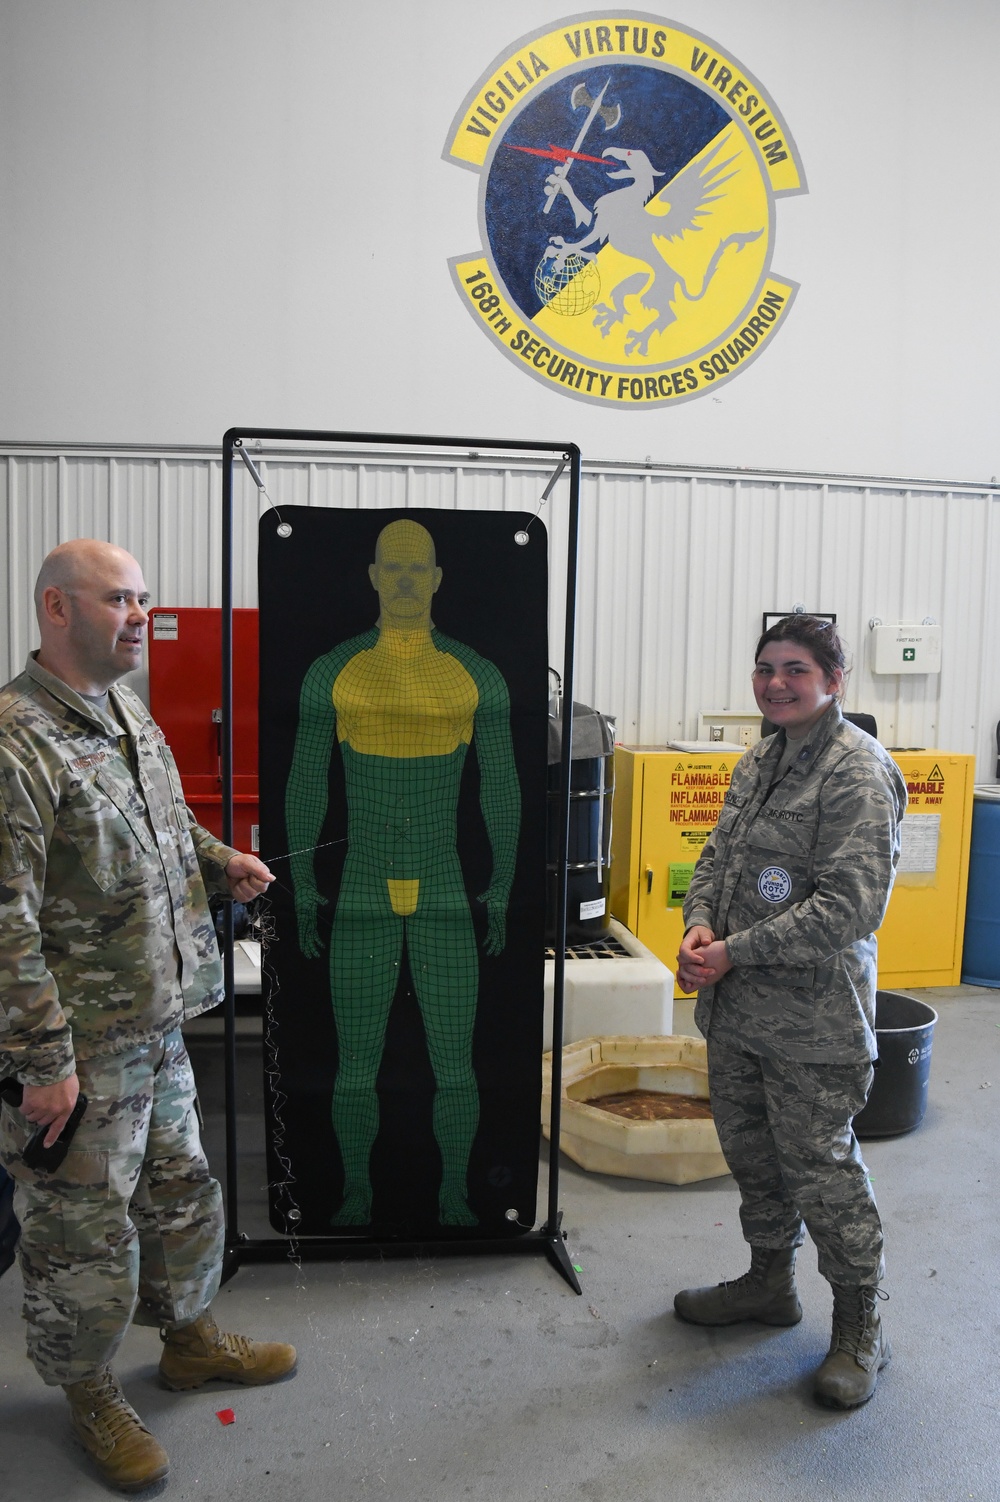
[[853, 989, 938, 1139]]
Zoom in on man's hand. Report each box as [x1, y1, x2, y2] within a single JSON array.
[[294, 883, 328, 960], [21, 1073, 80, 1149], [225, 853, 275, 903]]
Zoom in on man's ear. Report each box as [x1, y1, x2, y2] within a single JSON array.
[[369, 563, 378, 591], [433, 566, 443, 594], [42, 586, 71, 630]]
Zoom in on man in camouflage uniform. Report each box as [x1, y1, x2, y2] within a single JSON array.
[[674, 627, 906, 1409], [0, 540, 296, 1491]]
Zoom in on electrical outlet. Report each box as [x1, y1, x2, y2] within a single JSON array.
[[738, 724, 755, 748], [709, 724, 724, 742]]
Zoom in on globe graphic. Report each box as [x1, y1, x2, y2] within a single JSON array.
[[534, 252, 601, 316]]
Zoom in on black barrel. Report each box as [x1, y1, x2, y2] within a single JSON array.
[[854, 989, 938, 1139], [546, 699, 615, 946]]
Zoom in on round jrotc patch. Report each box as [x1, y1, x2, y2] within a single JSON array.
[[444, 12, 807, 408], [758, 866, 792, 903]]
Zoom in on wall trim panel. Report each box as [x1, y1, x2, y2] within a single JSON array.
[[2, 444, 996, 778]]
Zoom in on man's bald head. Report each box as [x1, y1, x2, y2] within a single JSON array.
[[369, 521, 441, 631], [34, 540, 141, 624], [373, 520, 436, 568], [34, 539, 150, 694]]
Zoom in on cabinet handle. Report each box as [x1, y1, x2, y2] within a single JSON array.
[[646, 867, 653, 894]]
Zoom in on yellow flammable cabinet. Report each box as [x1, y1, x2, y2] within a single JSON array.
[[610, 746, 975, 996], [611, 748, 740, 998], [878, 753, 975, 987]]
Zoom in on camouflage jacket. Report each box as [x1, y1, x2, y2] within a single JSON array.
[[683, 702, 908, 1062], [0, 656, 237, 1086]]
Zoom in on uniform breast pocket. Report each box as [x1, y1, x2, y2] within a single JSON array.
[[58, 773, 154, 892], [713, 802, 742, 848], [716, 803, 741, 834], [156, 745, 190, 830], [745, 822, 813, 908]]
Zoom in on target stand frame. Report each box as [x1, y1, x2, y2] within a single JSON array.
[[218, 426, 583, 1294]]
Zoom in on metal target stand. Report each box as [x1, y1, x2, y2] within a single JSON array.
[[218, 427, 583, 1294]]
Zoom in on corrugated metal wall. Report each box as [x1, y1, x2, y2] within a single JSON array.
[[2, 443, 997, 778]]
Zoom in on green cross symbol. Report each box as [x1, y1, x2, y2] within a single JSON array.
[[902, 647, 916, 661]]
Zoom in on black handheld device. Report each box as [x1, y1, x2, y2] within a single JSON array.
[[0, 1080, 88, 1171]]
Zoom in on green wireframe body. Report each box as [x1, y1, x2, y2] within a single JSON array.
[[286, 608, 520, 1228]]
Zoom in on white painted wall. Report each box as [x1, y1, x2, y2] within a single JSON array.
[[2, 1, 998, 482]]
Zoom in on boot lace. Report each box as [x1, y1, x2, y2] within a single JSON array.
[[831, 1285, 887, 1357], [717, 1249, 786, 1302], [194, 1311, 255, 1362], [74, 1369, 142, 1447], [216, 1329, 255, 1362], [718, 1268, 761, 1301], [163, 1312, 257, 1363]]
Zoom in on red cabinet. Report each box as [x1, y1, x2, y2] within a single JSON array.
[[148, 608, 259, 853]]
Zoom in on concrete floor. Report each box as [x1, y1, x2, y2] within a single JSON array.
[[2, 985, 998, 1501]]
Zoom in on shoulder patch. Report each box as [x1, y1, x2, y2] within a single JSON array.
[[757, 865, 792, 903]]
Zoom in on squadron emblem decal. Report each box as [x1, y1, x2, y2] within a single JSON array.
[[444, 12, 807, 407]]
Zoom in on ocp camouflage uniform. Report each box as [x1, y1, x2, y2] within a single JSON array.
[[684, 702, 907, 1286], [0, 655, 237, 1385]]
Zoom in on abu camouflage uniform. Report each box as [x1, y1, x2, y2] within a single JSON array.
[[683, 702, 907, 1285], [0, 655, 237, 1385]]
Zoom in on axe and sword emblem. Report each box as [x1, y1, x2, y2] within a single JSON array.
[[506, 79, 622, 213]]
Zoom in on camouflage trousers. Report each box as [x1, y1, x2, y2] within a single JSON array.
[[707, 1031, 884, 1286], [0, 1029, 224, 1386]]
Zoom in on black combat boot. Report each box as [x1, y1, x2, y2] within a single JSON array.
[[674, 1246, 802, 1326], [813, 1283, 890, 1408]]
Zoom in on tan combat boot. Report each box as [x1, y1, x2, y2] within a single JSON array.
[[814, 1283, 890, 1408], [159, 1307, 297, 1390], [64, 1367, 169, 1492], [674, 1246, 803, 1326]]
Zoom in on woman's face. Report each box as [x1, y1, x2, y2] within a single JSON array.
[[752, 640, 843, 737]]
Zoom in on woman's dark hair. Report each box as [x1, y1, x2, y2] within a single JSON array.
[[754, 615, 847, 683]]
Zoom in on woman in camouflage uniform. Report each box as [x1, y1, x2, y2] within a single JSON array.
[[674, 616, 907, 1409]]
